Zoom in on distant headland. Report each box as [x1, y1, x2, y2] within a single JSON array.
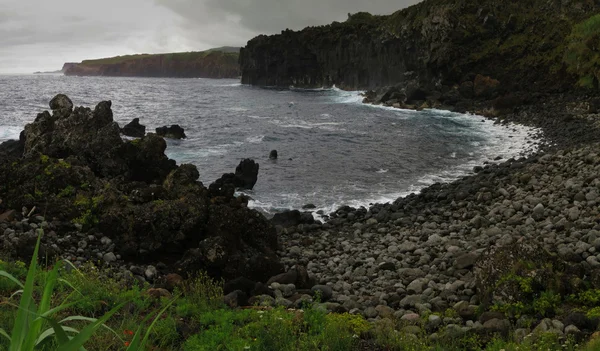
[[52, 47, 240, 78]]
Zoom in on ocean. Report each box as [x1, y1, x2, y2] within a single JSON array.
[[0, 75, 540, 216]]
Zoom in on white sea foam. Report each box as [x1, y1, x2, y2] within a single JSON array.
[[376, 169, 389, 174], [249, 88, 542, 218], [246, 135, 265, 143], [223, 106, 249, 112], [0, 126, 22, 142]]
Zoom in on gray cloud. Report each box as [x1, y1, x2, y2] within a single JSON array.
[[155, 0, 420, 41], [0, 0, 419, 73]]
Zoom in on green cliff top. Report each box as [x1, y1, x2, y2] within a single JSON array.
[[79, 47, 240, 66]]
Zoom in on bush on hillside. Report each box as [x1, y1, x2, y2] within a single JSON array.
[[565, 14, 600, 88]]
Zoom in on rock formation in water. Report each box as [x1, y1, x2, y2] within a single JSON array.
[[121, 118, 146, 137], [64, 48, 240, 79], [0, 95, 282, 282], [156, 125, 186, 139], [240, 1, 598, 98]]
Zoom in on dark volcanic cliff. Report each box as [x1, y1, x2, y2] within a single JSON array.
[[65, 50, 240, 79], [240, 0, 599, 92]]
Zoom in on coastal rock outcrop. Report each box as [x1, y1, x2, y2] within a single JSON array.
[[240, 1, 598, 98], [155, 125, 186, 139], [121, 118, 146, 137], [0, 94, 282, 282], [210, 159, 260, 195]]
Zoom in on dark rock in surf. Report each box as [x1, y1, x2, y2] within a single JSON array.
[[209, 159, 260, 196], [271, 210, 315, 228], [269, 150, 278, 159], [155, 125, 186, 139], [49, 94, 73, 112], [235, 159, 259, 189], [121, 118, 146, 137]]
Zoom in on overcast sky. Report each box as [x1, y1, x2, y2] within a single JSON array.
[[0, 0, 420, 74]]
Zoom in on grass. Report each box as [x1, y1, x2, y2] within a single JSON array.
[[2, 252, 600, 350], [79, 49, 238, 66]]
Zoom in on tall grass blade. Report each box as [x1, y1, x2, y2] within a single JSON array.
[[0, 328, 10, 342], [127, 297, 177, 350], [22, 263, 61, 350], [9, 230, 42, 351], [44, 317, 71, 345], [35, 327, 80, 346], [0, 271, 24, 289], [54, 302, 124, 351]]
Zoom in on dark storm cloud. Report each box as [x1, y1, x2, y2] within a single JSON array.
[[157, 0, 420, 33], [0, 0, 189, 73], [155, 0, 420, 46]]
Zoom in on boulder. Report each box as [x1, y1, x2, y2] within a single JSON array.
[[209, 159, 260, 193], [271, 210, 315, 228], [224, 290, 249, 308], [234, 159, 259, 190], [155, 125, 186, 139], [49, 94, 73, 111], [121, 118, 146, 137], [269, 150, 278, 159]]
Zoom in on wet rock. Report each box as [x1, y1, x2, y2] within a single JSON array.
[[271, 210, 314, 228], [49, 94, 73, 111], [155, 125, 186, 139], [121, 118, 146, 137], [269, 150, 278, 159]]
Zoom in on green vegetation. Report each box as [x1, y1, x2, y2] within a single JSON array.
[[0, 232, 124, 351], [79, 49, 238, 66], [72, 195, 103, 228], [4, 250, 600, 351], [565, 14, 600, 88]]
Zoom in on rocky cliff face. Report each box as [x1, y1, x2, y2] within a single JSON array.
[[61, 63, 78, 73], [65, 50, 239, 79], [240, 0, 599, 92]]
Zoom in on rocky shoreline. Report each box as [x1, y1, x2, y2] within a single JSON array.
[[269, 92, 600, 342], [3, 92, 600, 345]]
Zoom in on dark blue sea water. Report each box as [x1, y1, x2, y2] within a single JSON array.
[[0, 75, 539, 216]]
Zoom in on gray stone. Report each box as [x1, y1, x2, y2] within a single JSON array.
[[375, 305, 395, 319], [483, 318, 510, 336], [103, 252, 117, 263], [363, 307, 378, 318], [407, 278, 428, 294], [426, 315, 442, 331], [144, 265, 158, 280], [532, 203, 545, 220], [289, 246, 302, 257], [533, 318, 563, 336], [401, 312, 420, 324], [564, 324, 581, 335], [378, 262, 396, 271], [454, 252, 479, 269], [568, 207, 581, 221]]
